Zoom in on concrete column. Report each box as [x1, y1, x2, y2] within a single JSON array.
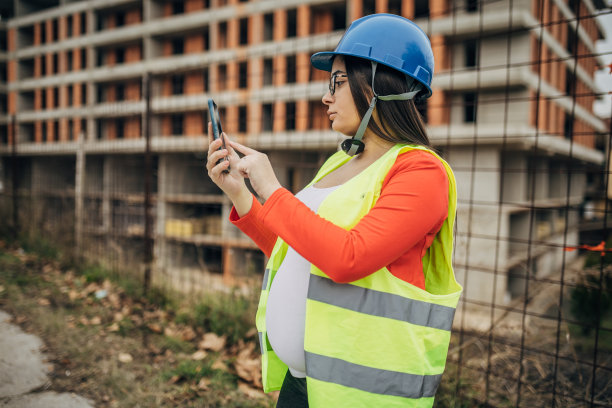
[[430, 0, 447, 17], [376, 0, 388, 13], [402, 0, 414, 18], [348, 0, 363, 21], [248, 57, 263, 134]]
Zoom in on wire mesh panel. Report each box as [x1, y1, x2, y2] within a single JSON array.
[[0, 0, 610, 406]]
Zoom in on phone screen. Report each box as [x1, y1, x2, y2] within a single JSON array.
[[207, 98, 230, 171], [208, 98, 224, 141]]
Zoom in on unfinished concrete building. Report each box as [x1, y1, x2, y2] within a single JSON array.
[[0, 1, 608, 310]]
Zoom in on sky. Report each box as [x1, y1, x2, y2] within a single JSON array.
[[594, 5, 612, 118]]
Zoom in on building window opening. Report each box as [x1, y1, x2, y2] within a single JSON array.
[[218, 64, 227, 90], [80, 12, 87, 34], [67, 85, 73, 106], [414, 0, 429, 18], [172, 1, 184, 15], [263, 13, 274, 42], [116, 118, 124, 139], [287, 9, 297, 38], [238, 105, 247, 133], [81, 84, 87, 105], [464, 39, 478, 67], [285, 102, 296, 130], [238, 62, 248, 89], [116, 83, 125, 101], [203, 67, 209, 92], [262, 103, 273, 131], [67, 50, 73, 71], [218, 21, 228, 48], [332, 6, 346, 30], [466, 0, 478, 12], [172, 37, 184, 54], [171, 114, 183, 136], [116, 48, 125, 64], [172, 74, 184, 95], [263, 58, 273, 86], [239, 17, 249, 45], [363, 0, 375, 16], [116, 11, 125, 26], [463, 92, 477, 123], [52, 19, 58, 42], [81, 119, 86, 139], [286, 55, 296, 84], [203, 29, 210, 51], [388, 0, 402, 16], [67, 15, 73, 37]]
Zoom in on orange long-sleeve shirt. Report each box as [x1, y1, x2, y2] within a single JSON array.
[[230, 150, 449, 290]]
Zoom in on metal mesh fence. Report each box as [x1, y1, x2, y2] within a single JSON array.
[[0, 0, 611, 406]]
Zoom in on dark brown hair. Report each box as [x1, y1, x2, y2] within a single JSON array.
[[344, 56, 431, 148]]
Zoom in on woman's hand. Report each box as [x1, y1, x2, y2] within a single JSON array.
[[230, 141, 283, 201], [206, 123, 252, 215]]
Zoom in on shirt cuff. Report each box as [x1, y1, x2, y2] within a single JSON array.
[[229, 194, 262, 226]]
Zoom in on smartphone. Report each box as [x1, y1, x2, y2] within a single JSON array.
[[207, 98, 230, 171]]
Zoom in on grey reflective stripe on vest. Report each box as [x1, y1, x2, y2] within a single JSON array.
[[258, 332, 265, 355], [261, 268, 270, 290], [308, 275, 455, 331], [305, 351, 442, 399]]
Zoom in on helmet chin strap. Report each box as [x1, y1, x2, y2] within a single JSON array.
[[342, 61, 421, 156]]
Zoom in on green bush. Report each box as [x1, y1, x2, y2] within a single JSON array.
[[18, 234, 59, 260], [161, 359, 214, 383], [570, 269, 612, 334], [81, 264, 110, 283], [193, 291, 257, 346]]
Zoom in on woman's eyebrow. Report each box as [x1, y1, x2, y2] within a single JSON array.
[[331, 70, 347, 76]]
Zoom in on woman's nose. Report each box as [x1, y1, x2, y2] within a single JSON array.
[[322, 89, 333, 105]]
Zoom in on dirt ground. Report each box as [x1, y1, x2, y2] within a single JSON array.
[[0, 245, 275, 408]]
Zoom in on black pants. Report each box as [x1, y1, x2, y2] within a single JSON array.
[[276, 370, 308, 408]]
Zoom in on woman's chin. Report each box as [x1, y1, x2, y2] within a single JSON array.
[[331, 122, 356, 137]]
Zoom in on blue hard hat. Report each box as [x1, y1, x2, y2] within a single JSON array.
[[311, 13, 434, 97]]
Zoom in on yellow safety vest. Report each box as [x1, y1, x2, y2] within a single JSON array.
[[255, 144, 462, 407]]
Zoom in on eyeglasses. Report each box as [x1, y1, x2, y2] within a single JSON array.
[[329, 73, 348, 96]]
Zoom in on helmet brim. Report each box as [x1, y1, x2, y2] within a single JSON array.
[[310, 52, 337, 72]]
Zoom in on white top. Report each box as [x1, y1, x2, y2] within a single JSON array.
[[265, 184, 340, 378]]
